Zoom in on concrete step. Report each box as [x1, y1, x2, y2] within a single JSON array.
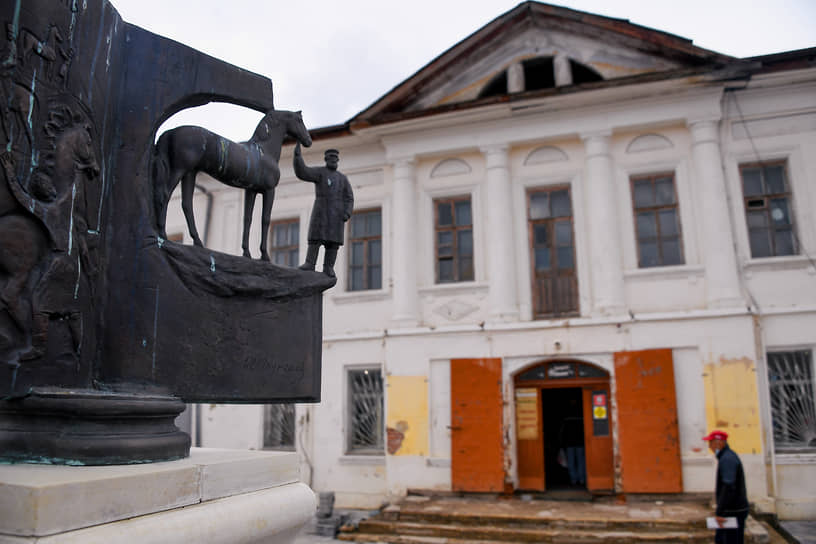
[[342, 519, 712, 543]]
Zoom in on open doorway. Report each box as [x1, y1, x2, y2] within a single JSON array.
[[542, 387, 584, 489]]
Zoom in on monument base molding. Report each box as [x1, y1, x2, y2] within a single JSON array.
[[0, 387, 190, 465], [0, 448, 314, 543]]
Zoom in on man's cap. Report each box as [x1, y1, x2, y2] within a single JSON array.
[[324, 149, 339, 157], [702, 430, 728, 441]]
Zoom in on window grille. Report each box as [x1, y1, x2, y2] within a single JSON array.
[[347, 368, 384, 454], [767, 350, 816, 452], [268, 218, 300, 267], [347, 209, 382, 291], [263, 403, 295, 450]]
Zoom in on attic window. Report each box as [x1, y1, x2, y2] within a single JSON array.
[[479, 71, 508, 99], [569, 60, 603, 85], [478, 56, 604, 99], [523, 57, 555, 91]]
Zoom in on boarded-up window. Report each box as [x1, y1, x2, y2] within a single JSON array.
[[347, 209, 382, 291], [630, 173, 684, 267], [435, 197, 474, 283], [740, 161, 797, 258], [268, 218, 299, 267], [527, 187, 578, 318]]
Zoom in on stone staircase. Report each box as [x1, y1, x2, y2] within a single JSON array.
[[337, 494, 769, 544]]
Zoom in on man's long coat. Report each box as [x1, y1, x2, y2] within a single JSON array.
[[293, 155, 354, 245]]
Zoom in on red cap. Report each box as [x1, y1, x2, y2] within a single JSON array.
[[702, 430, 728, 441]]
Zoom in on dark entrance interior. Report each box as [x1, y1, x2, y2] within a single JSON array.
[[542, 387, 584, 489]]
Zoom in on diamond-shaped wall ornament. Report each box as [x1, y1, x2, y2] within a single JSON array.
[[434, 299, 479, 321]]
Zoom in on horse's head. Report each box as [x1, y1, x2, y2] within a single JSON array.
[[284, 110, 312, 148]]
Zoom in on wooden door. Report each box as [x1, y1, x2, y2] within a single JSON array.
[[614, 349, 683, 493], [451, 358, 504, 492], [582, 386, 614, 491], [515, 387, 545, 490]]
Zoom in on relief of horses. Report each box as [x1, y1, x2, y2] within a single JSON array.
[[153, 109, 312, 261]]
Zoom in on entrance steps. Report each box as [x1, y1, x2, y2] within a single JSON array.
[[337, 494, 769, 544]]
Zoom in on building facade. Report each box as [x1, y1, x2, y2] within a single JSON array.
[[164, 2, 816, 519]]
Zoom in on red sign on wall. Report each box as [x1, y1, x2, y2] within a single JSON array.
[[593, 393, 606, 407]]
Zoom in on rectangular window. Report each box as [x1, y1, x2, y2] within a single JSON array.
[[527, 187, 578, 318], [347, 209, 382, 291], [263, 404, 295, 451], [435, 197, 474, 283], [740, 161, 798, 258], [268, 219, 300, 267], [767, 350, 816, 452], [347, 368, 384, 454], [630, 173, 684, 268]]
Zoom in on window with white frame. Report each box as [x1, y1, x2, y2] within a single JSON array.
[[263, 403, 295, 450], [767, 350, 816, 452], [347, 367, 384, 454]]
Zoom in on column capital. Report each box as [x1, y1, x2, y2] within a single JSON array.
[[687, 119, 720, 145], [581, 130, 612, 158], [392, 157, 416, 179], [480, 144, 510, 170]]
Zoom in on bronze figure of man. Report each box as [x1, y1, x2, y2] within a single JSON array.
[[293, 143, 354, 277]]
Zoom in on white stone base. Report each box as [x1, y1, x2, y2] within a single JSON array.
[[0, 448, 315, 543]]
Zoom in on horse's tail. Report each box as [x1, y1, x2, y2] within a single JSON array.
[[152, 132, 171, 236]]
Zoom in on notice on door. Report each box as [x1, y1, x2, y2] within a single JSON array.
[[515, 388, 538, 440]]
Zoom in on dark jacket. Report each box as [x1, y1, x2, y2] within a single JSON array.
[[715, 445, 749, 517], [293, 154, 354, 245]]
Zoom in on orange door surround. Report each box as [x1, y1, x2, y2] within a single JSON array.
[[614, 349, 683, 493], [450, 358, 504, 492], [583, 386, 614, 491]]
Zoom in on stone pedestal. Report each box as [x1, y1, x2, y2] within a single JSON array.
[[0, 448, 315, 543]]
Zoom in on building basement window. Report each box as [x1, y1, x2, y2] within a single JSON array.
[[347, 368, 384, 454], [263, 404, 295, 451], [767, 350, 816, 453]]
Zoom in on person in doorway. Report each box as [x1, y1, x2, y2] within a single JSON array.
[[559, 414, 585, 486], [293, 143, 354, 277], [703, 430, 749, 544]]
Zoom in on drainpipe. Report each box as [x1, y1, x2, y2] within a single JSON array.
[[192, 182, 214, 448], [719, 83, 779, 503]]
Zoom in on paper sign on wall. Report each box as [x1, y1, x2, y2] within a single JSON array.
[[515, 388, 539, 440]]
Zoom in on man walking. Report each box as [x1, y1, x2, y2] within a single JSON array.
[[293, 143, 354, 277], [703, 430, 749, 544]]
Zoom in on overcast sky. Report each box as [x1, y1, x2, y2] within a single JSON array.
[[111, 0, 816, 139]]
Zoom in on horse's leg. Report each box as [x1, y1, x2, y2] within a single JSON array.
[[180, 171, 203, 247], [259, 188, 275, 262], [242, 189, 256, 258]]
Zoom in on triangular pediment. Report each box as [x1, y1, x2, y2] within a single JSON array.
[[351, 1, 732, 125]]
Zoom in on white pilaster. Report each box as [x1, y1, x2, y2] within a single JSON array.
[[688, 119, 743, 308], [582, 132, 626, 316], [482, 144, 519, 321], [507, 62, 524, 94], [391, 158, 419, 325], [554, 54, 572, 87]]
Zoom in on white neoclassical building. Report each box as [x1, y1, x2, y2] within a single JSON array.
[[164, 2, 816, 519]]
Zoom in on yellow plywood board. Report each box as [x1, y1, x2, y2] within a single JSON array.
[[386, 375, 429, 456], [703, 357, 763, 454]]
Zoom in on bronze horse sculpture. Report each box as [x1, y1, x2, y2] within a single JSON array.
[[153, 109, 312, 260]]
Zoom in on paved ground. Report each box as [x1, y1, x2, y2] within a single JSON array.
[[779, 520, 816, 544]]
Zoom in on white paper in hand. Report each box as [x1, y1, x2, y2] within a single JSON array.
[[706, 516, 738, 529]]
